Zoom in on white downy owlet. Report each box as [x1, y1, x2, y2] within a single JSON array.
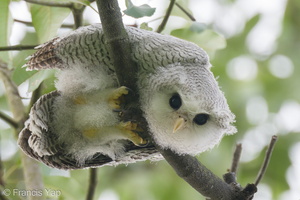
[[18, 24, 236, 169]]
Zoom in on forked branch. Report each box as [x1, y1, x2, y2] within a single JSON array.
[[255, 135, 278, 185], [95, 0, 258, 199]]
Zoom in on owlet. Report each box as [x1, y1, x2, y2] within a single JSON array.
[[18, 24, 236, 169]]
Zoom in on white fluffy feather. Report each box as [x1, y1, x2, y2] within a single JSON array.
[[19, 24, 236, 168], [52, 89, 129, 164], [139, 64, 236, 155], [55, 64, 117, 97]]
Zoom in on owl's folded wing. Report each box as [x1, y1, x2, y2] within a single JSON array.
[[24, 24, 210, 72], [24, 25, 114, 72], [18, 91, 62, 157], [18, 91, 162, 170], [24, 38, 64, 70]]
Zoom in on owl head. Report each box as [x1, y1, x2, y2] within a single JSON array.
[[139, 63, 236, 156]]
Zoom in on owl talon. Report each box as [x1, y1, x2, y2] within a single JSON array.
[[118, 121, 147, 146], [73, 96, 86, 104], [108, 86, 129, 109]]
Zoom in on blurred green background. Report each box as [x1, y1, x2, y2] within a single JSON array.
[[0, 0, 299, 199]]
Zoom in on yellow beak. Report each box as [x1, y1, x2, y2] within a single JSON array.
[[173, 117, 186, 133]]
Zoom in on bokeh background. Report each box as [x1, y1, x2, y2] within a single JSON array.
[[0, 0, 299, 199]]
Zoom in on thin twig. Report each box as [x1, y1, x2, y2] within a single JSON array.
[[24, 0, 72, 8], [0, 60, 45, 198], [223, 143, 243, 185], [0, 61, 26, 125], [156, 0, 176, 33], [14, 19, 74, 29], [85, 168, 98, 200], [231, 143, 242, 174], [254, 135, 278, 186], [0, 112, 18, 129], [175, 2, 196, 21], [71, 4, 86, 29], [0, 45, 37, 51]]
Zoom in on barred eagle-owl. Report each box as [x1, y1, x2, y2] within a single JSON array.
[[18, 24, 236, 169]]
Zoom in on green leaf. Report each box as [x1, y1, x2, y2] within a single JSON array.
[[65, 0, 89, 5], [190, 22, 207, 33], [67, 0, 98, 13], [53, 0, 90, 5], [27, 69, 56, 92], [30, 4, 71, 43], [12, 66, 36, 86], [124, 0, 156, 18], [11, 30, 40, 85], [171, 24, 226, 56], [0, 0, 12, 63], [140, 22, 153, 31]]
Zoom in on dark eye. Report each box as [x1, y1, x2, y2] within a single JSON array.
[[193, 114, 209, 125], [169, 93, 182, 110]]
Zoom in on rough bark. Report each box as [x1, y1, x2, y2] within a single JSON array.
[[95, 0, 257, 199]]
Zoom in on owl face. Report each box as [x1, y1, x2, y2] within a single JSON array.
[[140, 64, 236, 155]]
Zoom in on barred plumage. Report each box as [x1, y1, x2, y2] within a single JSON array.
[[18, 24, 235, 169]]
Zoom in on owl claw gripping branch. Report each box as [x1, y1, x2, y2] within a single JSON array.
[[108, 86, 129, 109], [18, 24, 236, 169], [109, 86, 148, 147]]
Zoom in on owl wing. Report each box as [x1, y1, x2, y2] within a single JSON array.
[[127, 27, 210, 70], [25, 25, 114, 73], [18, 91, 63, 158], [25, 24, 209, 72], [25, 38, 64, 70], [18, 91, 161, 170]]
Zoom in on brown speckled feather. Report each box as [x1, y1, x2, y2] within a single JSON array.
[[26, 37, 64, 70]]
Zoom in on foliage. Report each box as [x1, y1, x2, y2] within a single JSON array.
[[124, 0, 156, 18], [0, 0, 299, 200]]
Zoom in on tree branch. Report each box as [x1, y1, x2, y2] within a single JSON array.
[[85, 168, 98, 200], [222, 143, 242, 187], [0, 62, 26, 125], [71, 3, 86, 29], [175, 2, 196, 21], [96, 0, 138, 89], [14, 19, 74, 29], [0, 60, 44, 200], [24, 0, 72, 8], [231, 143, 242, 174], [160, 149, 235, 198], [254, 135, 278, 186], [0, 111, 18, 129], [157, 0, 176, 33], [95, 0, 257, 199], [0, 45, 37, 51]]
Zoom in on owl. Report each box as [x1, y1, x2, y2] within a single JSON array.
[[18, 24, 236, 169]]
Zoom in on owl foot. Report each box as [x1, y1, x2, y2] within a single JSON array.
[[73, 96, 87, 104], [118, 121, 147, 146], [108, 86, 129, 109]]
